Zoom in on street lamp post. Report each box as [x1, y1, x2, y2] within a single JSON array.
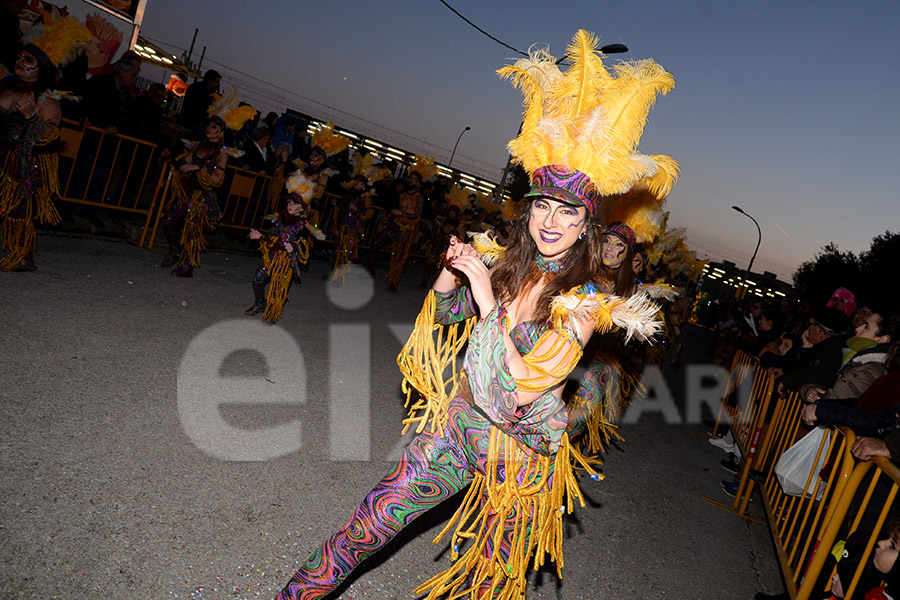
[[732, 205, 761, 300], [449, 126, 470, 167]]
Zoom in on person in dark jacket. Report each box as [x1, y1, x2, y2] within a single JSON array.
[[239, 127, 273, 174], [778, 308, 849, 394], [801, 312, 899, 403], [177, 69, 221, 139], [802, 336, 900, 436]]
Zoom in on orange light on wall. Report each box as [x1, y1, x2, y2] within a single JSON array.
[[167, 75, 188, 97]]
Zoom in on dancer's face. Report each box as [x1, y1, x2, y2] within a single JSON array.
[[15, 51, 39, 82], [632, 253, 644, 275], [287, 200, 303, 216], [528, 197, 587, 259], [206, 122, 224, 143], [601, 234, 628, 269]]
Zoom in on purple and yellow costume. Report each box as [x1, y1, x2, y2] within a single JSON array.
[[249, 212, 311, 322], [330, 189, 372, 281], [161, 153, 224, 274], [0, 110, 61, 271], [276, 280, 605, 600]]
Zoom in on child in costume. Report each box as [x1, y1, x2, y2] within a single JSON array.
[[0, 18, 91, 271], [161, 88, 255, 277], [245, 171, 324, 322], [274, 30, 676, 600]]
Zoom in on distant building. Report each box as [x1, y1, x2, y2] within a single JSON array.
[[699, 260, 792, 302]]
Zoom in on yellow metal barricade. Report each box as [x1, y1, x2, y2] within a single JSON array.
[[143, 163, 273, 250], [704, 351, 775, 522], [795, 456, 900, 599], [56, 120, 165, 243], [218, 166, 272, 232]]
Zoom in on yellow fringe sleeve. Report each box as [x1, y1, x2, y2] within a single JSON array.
[[396, 290, 476, 434]]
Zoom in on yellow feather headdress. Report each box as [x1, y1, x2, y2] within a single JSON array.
[[30, 15, 93, 68], [285, 170, 316, 203], [342, 152, 391, 190], [444, 185, 470, 210], [499, 30, 677, 210], [311, 122, 351, 157], [408, 155, 438, 181], [208, 87, 257, 131], [599, 189, 672, 244]]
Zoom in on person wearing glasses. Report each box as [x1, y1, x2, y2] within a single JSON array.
[[777, 308, 848, 396]]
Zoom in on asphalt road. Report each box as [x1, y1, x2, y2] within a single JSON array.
[[0, 233, 784, 599]]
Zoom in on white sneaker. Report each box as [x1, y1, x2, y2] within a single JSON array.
[[708, 436, 735, 452]]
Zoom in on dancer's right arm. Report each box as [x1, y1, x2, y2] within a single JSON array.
[[432, 235, 465, 293], [432, 235, 478, 324]]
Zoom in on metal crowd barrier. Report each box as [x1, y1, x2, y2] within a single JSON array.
[[57, 119, 165, 241], [52, 127, 439, 263], [796, 456, 900, 599], [704, 350, 776, 522], [705, 355, 900, 599]]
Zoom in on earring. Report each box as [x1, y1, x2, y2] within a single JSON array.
[[578, 229, 586, 240]]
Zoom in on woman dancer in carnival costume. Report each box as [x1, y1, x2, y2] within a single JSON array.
[[367, 155, 436, 291], [0, 18, 91, 271], [569, 183, 687, 447], [274, 30, 677, 600], [245, 170, 326, 322], [160, 88, 256, 277], [330, 151, 390, 284]]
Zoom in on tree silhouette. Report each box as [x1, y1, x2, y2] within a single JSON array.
[[792, 242, 861, 305], [859, 231, 900, 309]]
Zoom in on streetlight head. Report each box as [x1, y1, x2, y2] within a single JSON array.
[[600, 43, 629, 54], [732, 205, 744, 214], [464, 126, 471, 131]]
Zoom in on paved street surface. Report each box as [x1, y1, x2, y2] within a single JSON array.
[[1, 233, 784, 599]]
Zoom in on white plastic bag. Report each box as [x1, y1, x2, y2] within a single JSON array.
[[774, 427, 832, 500]]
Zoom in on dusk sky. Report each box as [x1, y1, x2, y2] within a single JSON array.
[[140, 1, 900, 281]]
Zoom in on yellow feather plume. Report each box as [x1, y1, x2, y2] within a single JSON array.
[[409, 155, 438, 180], [469, 232, 506, 267], [33, 16, 92, 68], [311, 122, 351, 157], [444, 185, 470, 210], [500, 30, 676, 199], [344, 152, 391, 188], [285, 170, 316, 202], [224, 105, 257, 131]]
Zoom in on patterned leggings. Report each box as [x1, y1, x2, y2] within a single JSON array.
[[276, 398, 513, 600]]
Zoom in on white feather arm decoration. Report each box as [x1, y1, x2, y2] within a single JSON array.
[[305, 223, 326, 241], [609, 291, 665, 343], [639, 282, 682, 301], [550, 289, 663, 343]]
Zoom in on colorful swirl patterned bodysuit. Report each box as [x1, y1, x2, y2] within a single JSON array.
[[276, 285, 580, 600]]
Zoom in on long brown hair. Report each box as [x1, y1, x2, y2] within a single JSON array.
[[490, 199, 603, 325]]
